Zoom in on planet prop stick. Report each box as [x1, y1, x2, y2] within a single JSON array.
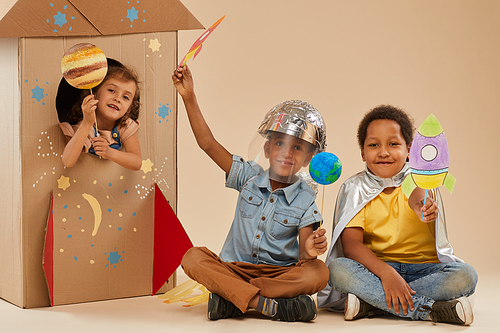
[[177, 15, 225, 70], [61, 43, 108, 139], [309, 152, 342, 227], [402, 114, 456, 219]]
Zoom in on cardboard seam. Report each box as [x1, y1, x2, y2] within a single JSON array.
[[67, 0, 103, 35]]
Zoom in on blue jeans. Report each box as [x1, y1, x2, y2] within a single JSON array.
[[328, 258, 478, 320]]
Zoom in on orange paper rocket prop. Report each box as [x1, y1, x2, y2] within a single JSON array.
[[177, 15, 225, 70]]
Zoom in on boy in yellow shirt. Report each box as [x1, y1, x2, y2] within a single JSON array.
[[317, 105, 477, 325]]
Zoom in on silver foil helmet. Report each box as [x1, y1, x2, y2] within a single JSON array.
[[257, 100, 327, 152], [248, 100, 327, 185]]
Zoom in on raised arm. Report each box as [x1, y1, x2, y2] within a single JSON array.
[[172, 65, 232, 174], [61, 95, 98, 167]]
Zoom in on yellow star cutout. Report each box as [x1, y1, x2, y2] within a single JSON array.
[[141, 158, 154, 174], [57, 175, 71, 191], [149, 38, 161, 52]]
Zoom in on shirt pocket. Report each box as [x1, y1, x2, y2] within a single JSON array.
[[270, 211, 300, 240], [239, 189, 263, 219]]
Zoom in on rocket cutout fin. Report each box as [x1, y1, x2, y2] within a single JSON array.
[[152, 184, 193, 295], [402, 114, 456, 197]]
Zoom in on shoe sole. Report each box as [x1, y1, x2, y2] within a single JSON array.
[[344, 293, 359, 321], [456, 296, 474, 326]]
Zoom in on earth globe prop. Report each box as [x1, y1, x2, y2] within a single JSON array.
[[308, 152, 342, 227], [309, 152, 342, 185]]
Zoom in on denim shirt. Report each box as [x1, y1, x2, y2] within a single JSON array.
[[219, 155, 321, 266]]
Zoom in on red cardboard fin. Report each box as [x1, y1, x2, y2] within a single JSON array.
[[152, 184, 193, 295]]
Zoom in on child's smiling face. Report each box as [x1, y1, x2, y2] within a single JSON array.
[[264, 132, 313, 184], [96, 77, 136, 124], [362, 119, 410, 179]]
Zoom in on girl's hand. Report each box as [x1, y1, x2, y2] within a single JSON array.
[[415, 196, 439, 223], [81, 94, 98, 125], [172, 65, 194, 98], [380, 268, 416, 315], [91, 137, 110, 159], [305, 227, 328, 257]]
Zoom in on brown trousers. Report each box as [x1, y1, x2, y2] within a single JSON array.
[[181, 247, 329, 312]]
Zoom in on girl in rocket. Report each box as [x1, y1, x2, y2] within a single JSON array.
[[317, 105, 477, 325]]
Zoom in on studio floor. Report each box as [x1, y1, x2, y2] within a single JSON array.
[[0, 273, 497, 333]]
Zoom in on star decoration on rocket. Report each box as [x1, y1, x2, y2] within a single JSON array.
[[57, 175, 71, 191], [31, 85, 45, 102], [53, 11, 67, 28], [140, 158, 154, 174], [149, 38, 161, 52], [126, 6, 139, 22]]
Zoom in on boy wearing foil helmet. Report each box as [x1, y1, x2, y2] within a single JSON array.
[[173, 66, 329, 322]]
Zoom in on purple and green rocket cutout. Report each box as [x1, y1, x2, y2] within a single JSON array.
[[402, 114, 456, 207]]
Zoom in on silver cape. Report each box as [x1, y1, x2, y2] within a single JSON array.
[[316, 163, 462, 311]]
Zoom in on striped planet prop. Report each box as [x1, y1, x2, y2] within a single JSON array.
[[61, 43, 108, 90]]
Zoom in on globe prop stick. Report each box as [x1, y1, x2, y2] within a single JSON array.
[[308, 152, 342, 227]]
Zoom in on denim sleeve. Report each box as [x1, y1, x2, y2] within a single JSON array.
[[299, 198, 322, 229], [225, 155, 259, 192]]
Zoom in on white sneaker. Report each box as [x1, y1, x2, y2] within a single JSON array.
[[344, 293, 379, 321]]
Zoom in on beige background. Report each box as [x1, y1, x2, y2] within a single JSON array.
[[1, 1, 498, 331], [177, 0, 500, 277]]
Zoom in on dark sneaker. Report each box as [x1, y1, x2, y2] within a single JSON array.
[[344, 293, 382, 320], [273, 295, 317, 322], [207, 293, 243, 321], [424, 297, 473, 325]]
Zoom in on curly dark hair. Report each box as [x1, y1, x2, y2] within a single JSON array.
[[357, 105, 415, 149], [68, 62, 141, 127]]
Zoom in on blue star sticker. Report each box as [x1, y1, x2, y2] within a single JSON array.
[[157, 104, 171, 120], [53, 11, 67, 28], [126, 6, 139, 22], [107, 250, 122, 265], [31, 85, 45, 102]]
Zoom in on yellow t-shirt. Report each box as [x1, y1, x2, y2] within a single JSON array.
[[346, 186, 439, 263]]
